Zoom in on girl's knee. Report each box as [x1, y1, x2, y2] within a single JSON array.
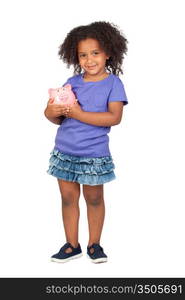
[[57, 179, 80, 206], [86, 196, 103, 206], [83, 191, 103, 206], [62, 192, 79, 206], [83, 184, 104, 206]]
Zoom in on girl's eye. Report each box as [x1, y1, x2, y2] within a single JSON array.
[[79, 52, 99, 58], [79, 54, 86, 58]]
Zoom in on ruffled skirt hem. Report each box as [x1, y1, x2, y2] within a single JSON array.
[[47, 149, 116, 185]]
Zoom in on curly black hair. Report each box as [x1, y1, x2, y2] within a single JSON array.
[[58, 21, 128, 76]]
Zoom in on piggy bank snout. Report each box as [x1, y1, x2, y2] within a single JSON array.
[[48, 84, 76, 104]]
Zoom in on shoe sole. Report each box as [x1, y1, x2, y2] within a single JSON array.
[[51, 253, 83, 263], [87, 254, 108, 264]]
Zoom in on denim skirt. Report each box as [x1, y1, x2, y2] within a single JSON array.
[[47, 148, 116, 186]]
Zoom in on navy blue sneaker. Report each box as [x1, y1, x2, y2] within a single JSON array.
[[51, 242, 82, 263], [87, 243, 107, 263]]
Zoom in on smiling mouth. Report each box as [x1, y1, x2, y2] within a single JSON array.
[[87, 65, 96, 68]]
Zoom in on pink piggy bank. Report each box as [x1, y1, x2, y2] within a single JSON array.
[[48, 84, 76, 105]]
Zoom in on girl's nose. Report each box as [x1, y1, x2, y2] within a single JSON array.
[[86, 56, 93, 63]]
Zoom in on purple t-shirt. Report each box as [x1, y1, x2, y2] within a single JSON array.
[[54, 73, 128, 157]]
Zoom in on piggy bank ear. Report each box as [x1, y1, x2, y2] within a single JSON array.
[[48, 88, 54, 95], [63, 84, 71, 90]]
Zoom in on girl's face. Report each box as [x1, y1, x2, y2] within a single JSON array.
[[77, 38, 109, 77]]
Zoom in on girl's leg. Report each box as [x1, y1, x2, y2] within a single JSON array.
[[82, 184, 105, 247], [57, 179, 81, 250]]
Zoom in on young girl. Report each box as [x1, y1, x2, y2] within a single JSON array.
[[44, 21, 128, 264]]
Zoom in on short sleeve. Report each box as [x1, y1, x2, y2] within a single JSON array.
[[108, 77, 128, 105]]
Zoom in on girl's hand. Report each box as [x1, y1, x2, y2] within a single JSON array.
[[62, 99, 83, 119], [45, 98, 66, 118]]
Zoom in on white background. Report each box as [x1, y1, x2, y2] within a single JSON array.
[[0, 0, 185, 277]]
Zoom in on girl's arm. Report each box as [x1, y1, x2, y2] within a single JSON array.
[[44, 98, 66, 125], [68, 101, 124, 126], [77, 111, 118, 126], [44, 111, 65, 125]]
